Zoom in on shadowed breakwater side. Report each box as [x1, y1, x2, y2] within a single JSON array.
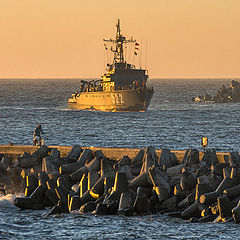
[[1, 144, 240, 229]]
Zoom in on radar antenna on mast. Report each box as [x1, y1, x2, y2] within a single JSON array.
[[103, 19, 136, 64]]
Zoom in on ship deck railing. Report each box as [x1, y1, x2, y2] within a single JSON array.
[[80, 85, 149, 93]]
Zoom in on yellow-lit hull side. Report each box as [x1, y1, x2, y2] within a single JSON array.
[[68, 89, 153, 112]]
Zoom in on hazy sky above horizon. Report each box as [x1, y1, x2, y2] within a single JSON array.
[[0, 0, 240, 78]]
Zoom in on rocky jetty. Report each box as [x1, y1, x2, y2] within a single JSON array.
[[193, 80, 240, 103], [1, 145, 240, 224]]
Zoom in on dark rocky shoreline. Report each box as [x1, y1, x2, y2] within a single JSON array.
[[1, 145, 240, 224], [193, 80, 240, 103]]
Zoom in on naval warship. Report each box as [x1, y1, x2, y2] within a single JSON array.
[[68, 19, 154, 112]]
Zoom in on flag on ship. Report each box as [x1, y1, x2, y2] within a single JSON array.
[[134, 42, 139, 55], [135, 42, 140, 52]]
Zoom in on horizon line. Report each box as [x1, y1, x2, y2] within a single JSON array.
[[0, 77, 239, 80]]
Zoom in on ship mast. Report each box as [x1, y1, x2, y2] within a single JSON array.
[[103, 19, 135, 64]]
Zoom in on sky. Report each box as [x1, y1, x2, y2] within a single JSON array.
[[0, 0, 240, 78]]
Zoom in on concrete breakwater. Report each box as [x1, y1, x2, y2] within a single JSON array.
[[1, 144, 240, 224]]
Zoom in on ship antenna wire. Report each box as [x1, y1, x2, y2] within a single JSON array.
[[103, 43, 106, 71], [145, 40, 148, 70], [140, 39, 143, 69], [125, 45, 128, 63], [139, 40, 141, 69], [107, 44, 110, 65]]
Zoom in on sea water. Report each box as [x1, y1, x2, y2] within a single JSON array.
[[0, 78, 239, 151], [0, 78, 240, 239]]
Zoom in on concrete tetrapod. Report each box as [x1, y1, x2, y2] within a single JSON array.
[[100, 171, 130, 215], [195, 183, 211, 202], [79, 175, 104, 207], [199, 176, 238, 206], [14, 185, 46, 210], [182, 149, 199, 167], [18, 154, 40, 169], [131, 149, 145, 165], [211, 163, 227, 177], [69, 195, 81, 211], [80, 201, 97, 213], [133, 187, 151, 215], [217, 195, 235, 222], [130, 162, 142, 176], [79, 173, 88, 198], [95, 203, 109, 215], [129, 145, 159, 191], [232, 200, 240, 223], [140, 146, 158, 174], [229, 152, 240, 167], [118, 191, 133, 216], [50, 148, 60, 160], [181, 201, 205, 220], [174, 184, 185, 202], [70, 151, 104, 184], [223, 184, 240, 199], [148, 165, 170, 202], [161, 195, 178, 210], [71, 176, 104, 212], [177, 190, 196, 209], [44, 189, 59, 206], [38, 171, 50, 189], [70, 166, 88, 184], [1, 156, 13, 169], [55, 184, 69, 205], [158, 148, 179, 169], [32, 145, 50, 159], [129, 172, 151, 189], [65, 145, 82, 163], [60, 149, 93, 174], [201, 149, 218, 167], [42, 156, 59, 175], [57, 174, 72, 190], [18, 146, 49, 169], [180, 168, 196, 194], [100, 157, 115, 178], [25, 174, 38, 197]]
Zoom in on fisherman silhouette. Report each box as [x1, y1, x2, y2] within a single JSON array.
[[33, 124, 44, 146]]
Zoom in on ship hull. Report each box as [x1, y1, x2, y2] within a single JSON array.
[[68, 88, 154, 112]]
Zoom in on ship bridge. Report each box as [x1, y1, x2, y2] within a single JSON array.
[[101, 62, 148, 91]]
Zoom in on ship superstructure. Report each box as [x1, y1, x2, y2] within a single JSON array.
[[68, 19, 154, 112]]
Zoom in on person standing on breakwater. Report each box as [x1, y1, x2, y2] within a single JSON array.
[[33, 124, 44, 146]]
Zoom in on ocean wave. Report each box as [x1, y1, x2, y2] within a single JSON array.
[[0, 194, 22, 208]]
